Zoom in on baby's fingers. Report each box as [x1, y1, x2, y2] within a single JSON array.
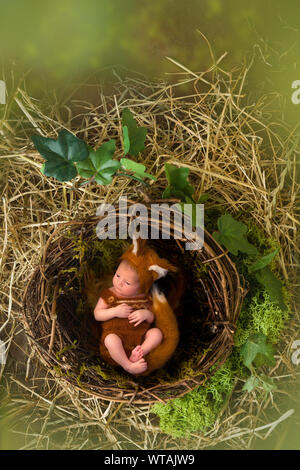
[[128, 316, 138, 323], [129, 316, 141, 325], [129, 310, 138, 317]]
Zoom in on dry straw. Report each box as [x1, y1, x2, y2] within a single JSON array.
[[0, 55, 299, 448]]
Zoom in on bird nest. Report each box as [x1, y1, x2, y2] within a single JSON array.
[[22, 199, 246, 404]]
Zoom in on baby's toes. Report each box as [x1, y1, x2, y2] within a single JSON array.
[[129, 346, 142, 362], [138, 347, 144, 358]]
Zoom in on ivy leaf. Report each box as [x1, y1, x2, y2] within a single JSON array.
[[38, 154, 78, 181], [242, 374, 277, 392], [32, 129, 89, 182], [260, 375, 277, 392], [255, 266, 287, 311], [122, 125, 130, 155], [242, 375, 260, 392], [240, 332, 276, 370], [212, 214, 258, 256], [162, 163, 195, 201], [120, 158, 156, 181], [77, 140, 120, 185], [121, 108, 147, 156], [197, 193, 210, 203], [248, 248, 280, 273]]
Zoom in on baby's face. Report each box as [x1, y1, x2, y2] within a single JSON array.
[[112, 261, 141, 297]]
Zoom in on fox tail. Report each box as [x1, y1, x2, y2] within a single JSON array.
[[140, 285, 179, 376]]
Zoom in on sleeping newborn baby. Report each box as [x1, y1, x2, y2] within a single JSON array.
[[94, 259, 163, 374]]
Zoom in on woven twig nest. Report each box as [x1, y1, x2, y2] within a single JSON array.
[[22, 199, 246, 404]]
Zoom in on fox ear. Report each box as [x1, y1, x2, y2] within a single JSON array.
[[130, 235, 147, 256], [148, 264, 169, 280], [149, 257, 178, 279]]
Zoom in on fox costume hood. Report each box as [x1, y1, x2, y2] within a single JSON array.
[[120, 237, 178, 293]]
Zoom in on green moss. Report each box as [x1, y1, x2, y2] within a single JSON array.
[[52, 365, 76, 379], [152, 391, 216, 438], [154, 351, 209, 386], [60, 267, 78, 274], [55, 340, 78, 361], [76, 363, 87, 386], [84, 238, 131, 277], [90, 364, 110, 381], [53, 365, 63, 376], [234, 290, 290, 347], [152, 359, 236, 438], [75, 298, 85, 317]]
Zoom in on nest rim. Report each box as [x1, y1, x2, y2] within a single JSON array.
[[22, 199, 246, 404]]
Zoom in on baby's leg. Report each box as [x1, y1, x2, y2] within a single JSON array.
[[140, 328, 163, 356], [104, 333, 147, 374]]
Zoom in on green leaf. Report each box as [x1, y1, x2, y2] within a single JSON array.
[[242, 374, 277, 392], [248, 248, 280, 273], [240, 332, 276, 370], [77, 140, 120, 185], [121, 108, 147, 156], [242, 375, 260, 392], [197, 193, 210, 203], [162, 186, 187, 200], [120, 158, 156, 181], [260, 375, 277, 392], [255, 266, 287, 311], [32, 129, 89, 162], [162, 163, 195, 201], [32, 129, 89, 182], [40, 155, 78, 182], [212, 214, 258, 256], [122, 125, 130, 155]]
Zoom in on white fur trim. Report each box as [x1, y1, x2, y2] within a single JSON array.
[[132, 236, 138, 255], [148, 264, 168, 279]]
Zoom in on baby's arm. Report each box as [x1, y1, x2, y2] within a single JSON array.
[[94, 297, 133, 321]]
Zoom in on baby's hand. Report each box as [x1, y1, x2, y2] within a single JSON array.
[[115, 303, 133, 318], [128, 309, 151, 327]]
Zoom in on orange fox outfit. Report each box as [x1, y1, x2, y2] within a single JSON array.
[[85, 238, 184, 375], [98, 287, 153, 367]]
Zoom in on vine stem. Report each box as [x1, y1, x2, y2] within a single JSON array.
[[116, 172, 150, 187]]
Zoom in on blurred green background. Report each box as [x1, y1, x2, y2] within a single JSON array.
[[0, 0, 300, 126], [0, 0, 300, 450]]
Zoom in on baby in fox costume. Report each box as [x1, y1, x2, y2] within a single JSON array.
[[91, 237, 182, 375]]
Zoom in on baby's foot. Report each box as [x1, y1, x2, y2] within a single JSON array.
[[124, 358, 148, 375], [129, 345, 144, 362]]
